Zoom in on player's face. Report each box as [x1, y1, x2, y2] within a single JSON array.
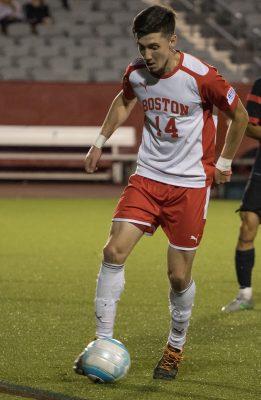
[[137, 32, 176, 76]]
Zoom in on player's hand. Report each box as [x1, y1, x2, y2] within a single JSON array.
[[214, 168, 232, 184], [85, 146, 102, 173]]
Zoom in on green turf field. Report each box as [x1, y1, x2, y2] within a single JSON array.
[[0, 198, 260, 400]]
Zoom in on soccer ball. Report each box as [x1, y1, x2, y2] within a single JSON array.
[[81, 338, 131, 383]]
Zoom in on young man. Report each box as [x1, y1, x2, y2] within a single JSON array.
[[74, 5, 248, 380], [222, 78, 261, 313]]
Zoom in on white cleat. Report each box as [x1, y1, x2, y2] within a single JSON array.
[[221, 297, 254, 313]]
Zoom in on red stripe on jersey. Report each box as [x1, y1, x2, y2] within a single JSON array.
[[122, 60, 146, 100], [179, 65, 238, 113], [247, 93, 261, 104], [179, 63, 237, 186], [249, 116, 260, 125]]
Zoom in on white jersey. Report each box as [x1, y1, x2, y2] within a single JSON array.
[[122, 52, 238, 188]]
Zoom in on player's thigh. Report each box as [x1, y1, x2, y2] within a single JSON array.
[[239, 211, 260, 241], [167, 246, 196, 291], [103, 221, 143, 262], [113, 174, 160, 235]]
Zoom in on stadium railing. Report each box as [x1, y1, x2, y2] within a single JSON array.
[[0, 126, 137, 183]]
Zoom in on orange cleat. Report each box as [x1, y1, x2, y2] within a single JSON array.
[[153, 343, 183, 380]]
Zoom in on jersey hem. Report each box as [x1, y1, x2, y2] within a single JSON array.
[[136, 166, 208, 188]]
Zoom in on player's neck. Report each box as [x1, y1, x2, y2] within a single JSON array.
[[154, 50, 181, 78], [164, 50, 180, 75]]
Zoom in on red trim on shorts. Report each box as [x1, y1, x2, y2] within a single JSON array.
[[169, 242, 198, 251]]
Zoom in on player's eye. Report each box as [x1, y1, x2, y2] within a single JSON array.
[[147, 46, 159, 51]]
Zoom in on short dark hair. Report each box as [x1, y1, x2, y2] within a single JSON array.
[[132, 5, 176, 39]]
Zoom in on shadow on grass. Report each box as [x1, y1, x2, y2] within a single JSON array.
[[61, 372, 226, 400], [179, 308, 261, 399], [106, 380, 226, 400], [0, 380, 88, 400], [191, 304, 261, 347], [183, 378, 261, 398]]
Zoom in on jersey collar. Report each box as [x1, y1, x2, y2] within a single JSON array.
[[152, 51, 184, 79]]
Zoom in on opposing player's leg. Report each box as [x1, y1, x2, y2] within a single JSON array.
[[153, 247, 196, 380], [222, 211, 259, 312]]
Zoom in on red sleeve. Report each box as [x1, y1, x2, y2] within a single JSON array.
[[122, 65, 136, 100], [200, 67, 239, 113]]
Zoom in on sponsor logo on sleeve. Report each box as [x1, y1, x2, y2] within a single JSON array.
[[227, 87, 236, 105]]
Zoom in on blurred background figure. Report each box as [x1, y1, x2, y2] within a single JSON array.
[[23, 0, 53, 35], [61, 0, 70, 11], [0, 0, 22, 35]]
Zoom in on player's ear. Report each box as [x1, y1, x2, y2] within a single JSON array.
[[169, 34, 177, 49]]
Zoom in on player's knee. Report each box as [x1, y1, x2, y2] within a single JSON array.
[[239, 215, 258, 241], [237, 213, 258, 250], [239, 225, 255, 242], [168, 270, 188, 292], [103, 243, 127, 265], [241, 211, 259, 228]]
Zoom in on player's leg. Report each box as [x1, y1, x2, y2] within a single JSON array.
[[236, 211, 259, 297], [153, 185, 209, 380], [222, 177, 261, 312], [153, 247, 196, 380], [167, 247, 196, 349], [74, 174, 159, 375], [222, 211, 259, 312], [96, 175, 159, 338], [74, 221, 143, 375], [95, 221, 143, 339]]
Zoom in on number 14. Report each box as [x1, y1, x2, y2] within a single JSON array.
[[155, 116, 178, 138]]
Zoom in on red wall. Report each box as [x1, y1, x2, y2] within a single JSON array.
[[0, 80, 256, 158]]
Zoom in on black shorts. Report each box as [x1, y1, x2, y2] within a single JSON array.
[[237, 179, 261, 220]]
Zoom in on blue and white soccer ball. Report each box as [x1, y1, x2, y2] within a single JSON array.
[[81, 338, 131, 383]]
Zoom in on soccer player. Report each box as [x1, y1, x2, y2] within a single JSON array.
[[222, 78, 261, 313], [74, 5, 248, 380]]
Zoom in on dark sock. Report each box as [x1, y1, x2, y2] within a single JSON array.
[[235, 248, 255, 288]]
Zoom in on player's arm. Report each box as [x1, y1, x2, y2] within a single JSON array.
[[215, 99, 248, 184], [85, 91, 137, 173]]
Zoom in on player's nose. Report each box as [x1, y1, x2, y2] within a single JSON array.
[[143, 49, 153, 62]]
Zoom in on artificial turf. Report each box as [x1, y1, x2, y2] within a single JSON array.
[[0, 198, 260, 400]]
